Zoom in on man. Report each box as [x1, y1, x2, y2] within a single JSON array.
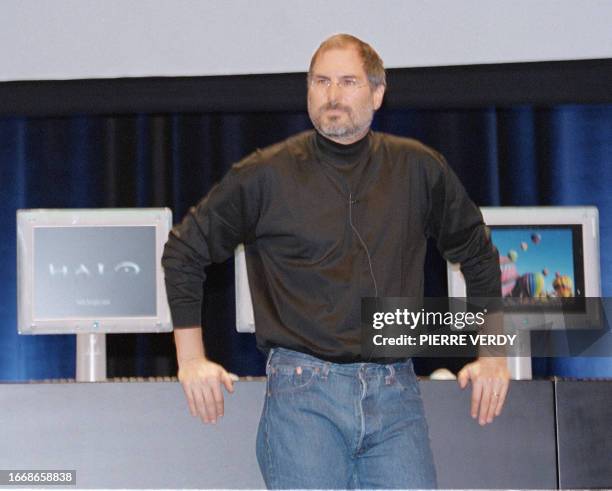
[[162, 34, 510, 489]]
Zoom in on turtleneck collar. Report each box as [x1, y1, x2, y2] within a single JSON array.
[[314, 130, 371, 167]]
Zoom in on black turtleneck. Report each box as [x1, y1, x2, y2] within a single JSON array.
[[315, 131, 371, 166], [314, 131, 372, 195], [163, 130, 501, 362]]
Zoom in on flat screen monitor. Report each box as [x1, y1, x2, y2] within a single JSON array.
[[447, 207, 604, 379], [17, 208, 173, 334], [447, 206, 601, 329]]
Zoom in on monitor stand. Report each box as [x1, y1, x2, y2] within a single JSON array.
[[508, 356, 533, 379], [508, 330, 533, 379], [76, 333, 107, 382]]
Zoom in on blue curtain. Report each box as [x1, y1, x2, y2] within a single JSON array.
[[1, 105, 611, 381]]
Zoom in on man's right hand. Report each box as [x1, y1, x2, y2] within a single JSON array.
[[177, 357, 235, 424]]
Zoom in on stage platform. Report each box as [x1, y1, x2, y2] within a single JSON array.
[[1, 379, 610, 489]]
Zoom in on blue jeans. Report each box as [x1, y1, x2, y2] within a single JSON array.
[[256, 347, 438, 489]]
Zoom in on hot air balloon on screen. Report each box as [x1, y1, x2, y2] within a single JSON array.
[[512, 272, 546, 298], [499, 255, 519, 297], [552, 272, 574, 297]]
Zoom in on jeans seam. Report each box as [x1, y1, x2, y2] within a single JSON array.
[[351, 464, 359, 489], [355, 367, 367, 456], [262, 349, 276, 487], [263, 377, 276, 487]]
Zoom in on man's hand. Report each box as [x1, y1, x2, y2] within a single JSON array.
[[178, 357, 236, 424], [457, 357, 510, 426]]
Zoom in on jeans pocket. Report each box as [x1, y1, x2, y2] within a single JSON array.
[[268, 364, 319, 395]]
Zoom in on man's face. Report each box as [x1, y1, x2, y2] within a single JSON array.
[[307, 47, 385, 144]]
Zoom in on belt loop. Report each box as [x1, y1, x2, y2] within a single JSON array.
[[322, 362, 331, 379], [265, 348, 275, 375], [385, 364, 395, 384]]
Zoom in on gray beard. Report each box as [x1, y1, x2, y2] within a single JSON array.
[[312, 114, 372, 142], [317, 121, 355, 138]]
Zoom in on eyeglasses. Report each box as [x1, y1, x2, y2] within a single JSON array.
[[309, 77, 369, 92]]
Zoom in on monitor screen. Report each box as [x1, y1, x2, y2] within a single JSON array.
[[34, 226, 157, 319], [491, 225, 584, 300]]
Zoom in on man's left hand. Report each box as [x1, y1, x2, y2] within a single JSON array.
[[457, 357, 510, 426]]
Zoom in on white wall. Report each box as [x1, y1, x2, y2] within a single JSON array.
[[1, 0, 611, 82]]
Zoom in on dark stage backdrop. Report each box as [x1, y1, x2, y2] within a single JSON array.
[[1, 105, 611, 381]]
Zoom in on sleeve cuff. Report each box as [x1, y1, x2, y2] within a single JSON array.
[[169, 304, 202, 329]]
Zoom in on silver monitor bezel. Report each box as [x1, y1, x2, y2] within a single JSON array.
[[17, 208, 173, 334]]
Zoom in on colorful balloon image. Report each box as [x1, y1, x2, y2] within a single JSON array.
[[512, 272, 545, 298], [531, 233, 542, 244], [533, 272, 545, 297], [499, 255, 519, 297], [520, 241, 528, 251], [507, 249, 518, 262], [553, 272, 574, 297]]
